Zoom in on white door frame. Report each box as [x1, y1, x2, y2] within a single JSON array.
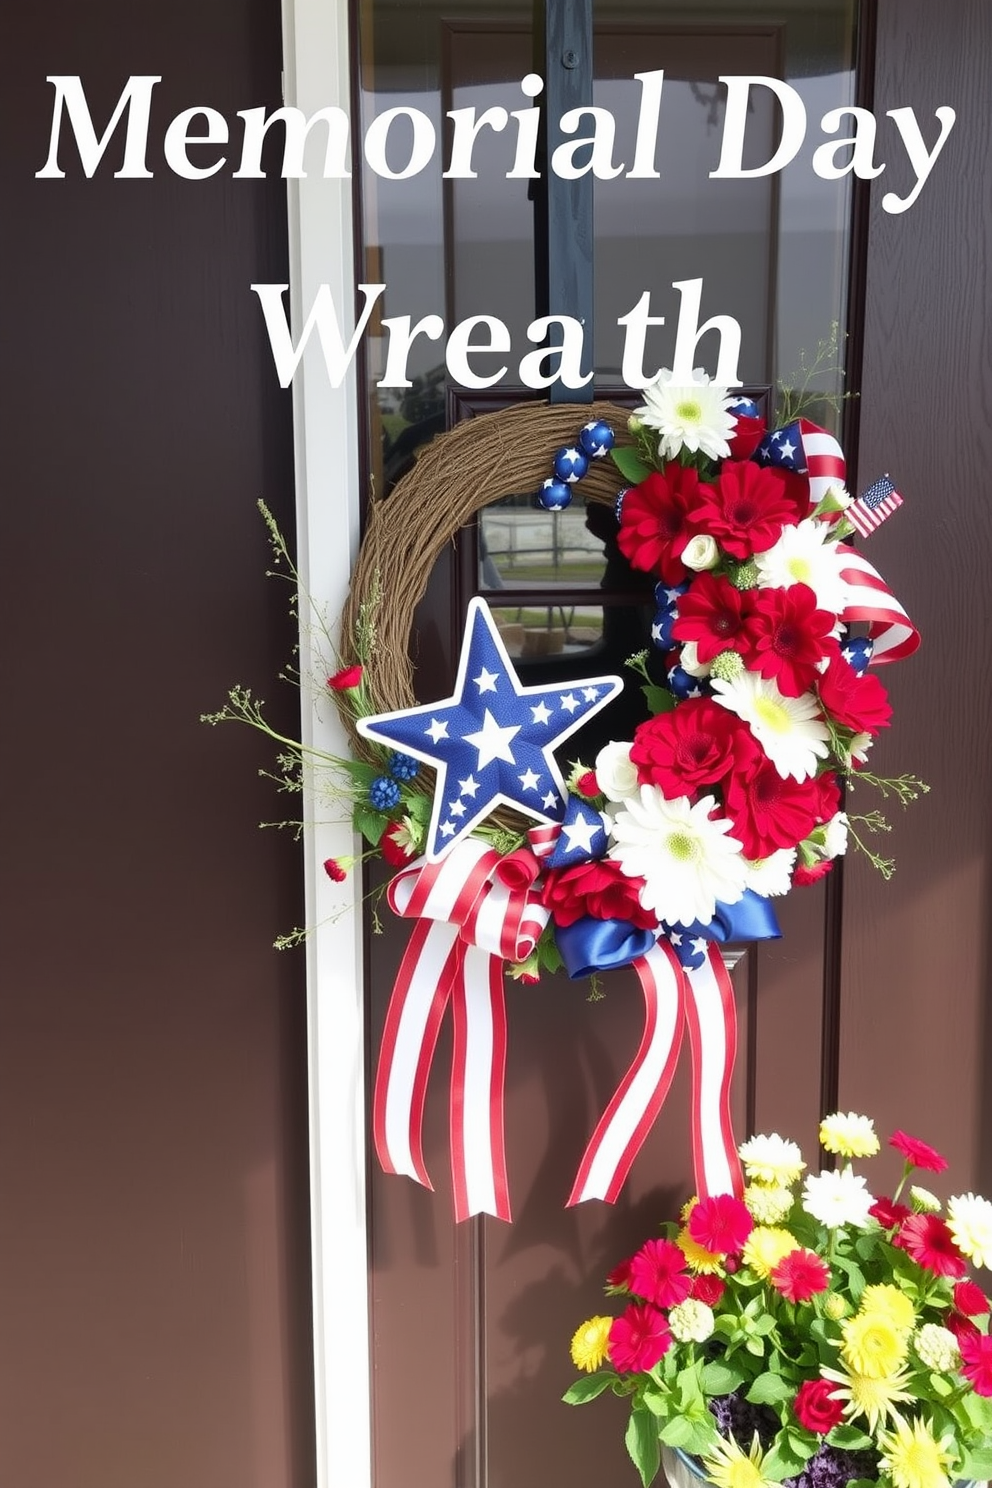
[[280, 2, 372, 1485]]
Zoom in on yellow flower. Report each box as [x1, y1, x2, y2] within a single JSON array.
[[879, 1416, 953, 1488], [738, 1133, 806, 1186], [570, 1316, 612, 1373], [819, 1111, 880, 1159], [741, 1226, 798, 1279], [820, 1362, 915, 1432], [859, 1283, 917, 1338], [744, 1184, 794, 1225], [703, 1433, 777, 1488], [841, 1311, 909, 1378], [677, 1226, 724, 1274]]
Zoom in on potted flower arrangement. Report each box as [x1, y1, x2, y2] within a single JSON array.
[[565, 1115, 992, 1488]]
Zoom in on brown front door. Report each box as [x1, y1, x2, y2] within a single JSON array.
[[352, 3, 992, 1486]]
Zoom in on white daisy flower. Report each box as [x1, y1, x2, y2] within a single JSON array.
[[743, 848, 797, 898], [594, 741, 640, 803], [947, 1193, 992, 1269], [608, 788, 747, 928], [709, 672, 831, 781], [802, 1168, 876, 1229], [754, 518, 849, 614], [738, 1133, 806, 1186], [634, 368, 737, 463], [822, 812, 849, 860]]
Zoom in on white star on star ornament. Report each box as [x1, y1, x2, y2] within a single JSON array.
[[356, 598, 623, 860]]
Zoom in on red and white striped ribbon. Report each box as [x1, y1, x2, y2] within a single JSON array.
[[373, 836, 548, 1222], [837, 543, 920, 663], [568, 941, 743, 1207], [799, 419, 847, 509]]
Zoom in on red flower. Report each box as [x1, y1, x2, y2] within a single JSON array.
[[380, 821, 415, 867], [694, 461, 799, 560], [671, 573, 753, 664], [322, 857, 347, 882], [327, 664, 363, 690], [690, 1273, 726, 1306], [630, 699, 743, 799], [724, 741, 839, 859], [793, 1379, 846, 1434], [541, 858, 657, 930], [688, 1194, 753, 1255], [576, 771, 600, 798], [945, 1310, 981, 1345], [889, 1129, 948, 1174], [954, 1280, 991, 1317], [606, 1258, 633, 1292], [629, 1238, 692, 1308], [869, 1196, 913, 1230], [608, 1303, 672, 1373], [894, 1213, 967, 1278], [744, 584, 836, 697], [960, 1331, 992, 1396], [728, 413, 767, 461], [617, 465, 708, 584], [792, 859, 834, 887], [816, 646, 892, 733], [770, 1249, 831, 1303]]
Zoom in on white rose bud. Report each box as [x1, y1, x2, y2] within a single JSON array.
[[679, 640, 711, 678], [682, 534, 720, 572], [594, 741, 640, 803]]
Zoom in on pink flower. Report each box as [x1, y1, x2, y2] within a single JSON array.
[[960, 1331, 992, 1396], [688, 1194, 753, 1255], [327, 664, 363, 691], [606, 1258, 633, 1293], [889, 1129, 948, 1174], [793, 1379, 846, 1434], [954, 1280, 991, 1317], [894, 1214, 967, 1278], [770, 1249, 830, 1303], [608, 1304, 672, 1373], [628, 1238, 692, 1308]]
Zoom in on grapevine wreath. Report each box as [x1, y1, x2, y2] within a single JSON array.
[[213, 378, 924, 1223]]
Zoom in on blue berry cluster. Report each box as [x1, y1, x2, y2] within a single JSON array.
[[537, 419, 615, 511], [369, 751, 420, 812]]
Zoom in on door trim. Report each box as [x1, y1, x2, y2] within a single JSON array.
[[281, 1, 371, 1485]]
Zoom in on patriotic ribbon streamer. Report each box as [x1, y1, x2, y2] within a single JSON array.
[[567, 941, 744, 1208], [759, 418, 920, 664], [373, 834, 550, 1222]]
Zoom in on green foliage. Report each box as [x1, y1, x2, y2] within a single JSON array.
[[625, 1406, 661, 1488], [562, 1372, 614, 1405], [612, 445, 653, 487]]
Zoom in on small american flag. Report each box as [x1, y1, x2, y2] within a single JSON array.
[[848, 474, 904, 538]]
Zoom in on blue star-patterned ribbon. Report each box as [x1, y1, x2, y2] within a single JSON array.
[[357, 599, 623, 861]]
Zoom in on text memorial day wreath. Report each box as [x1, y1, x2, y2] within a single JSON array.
[[208, 374, 924, 1224]]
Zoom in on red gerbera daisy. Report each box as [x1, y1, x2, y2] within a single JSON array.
[[628, 1238, 692, 1308], [769, 1248, 831, 1303], [693, 461, 799, 560], [945, 1310, 982, 1345], [608, 1303, 672, 1373], [744, 583, 836, 697], [889, 1129, 948, 1174], [671, 572, 753, 663], [690, 1273, 726, 1306], [954, 1280, 990, 1317], [724, 742, 838, 859], [630, 698, 742, 798], [869, 1195, 913, 1230], [960, 1330, 992, 1397], [894, 1213, 967, 1278], [688, 1193, 753, 1255], [617, 465, 708, 584], [816, 646, 893, 732], [541, 858, 657, 930]]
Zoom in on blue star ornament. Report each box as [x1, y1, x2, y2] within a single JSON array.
[[356, 599, 623, 861]]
